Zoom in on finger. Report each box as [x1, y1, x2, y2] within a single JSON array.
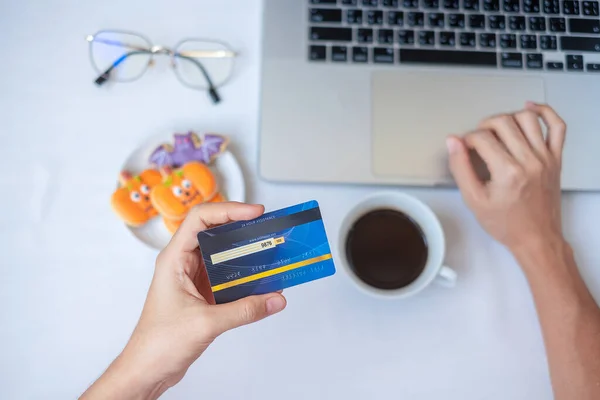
[[446, 136, 485, 203], [479, 114, 532, 163], [512, 109, 547, 158], [168, 202, 265, 253], [525, 102, 567, 163], [463, 129, 515, 176], [210, 293, 287, 334]]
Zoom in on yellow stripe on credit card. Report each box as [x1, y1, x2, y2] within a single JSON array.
[[210, 237, 285, 265], [211, 253, 333, 292]]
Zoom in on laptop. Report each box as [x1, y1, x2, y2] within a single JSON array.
[[259, 0, 600, 190]]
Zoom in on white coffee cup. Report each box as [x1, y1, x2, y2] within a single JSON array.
[[339, 192, 457, 299]]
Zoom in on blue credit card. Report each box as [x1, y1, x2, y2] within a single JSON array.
[[197, 201, 336, 304]]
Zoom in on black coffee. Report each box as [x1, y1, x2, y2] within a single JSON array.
[[345, 209, 428, 290]]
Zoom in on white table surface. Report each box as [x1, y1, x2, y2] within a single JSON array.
[[1, 1, 599, 399]]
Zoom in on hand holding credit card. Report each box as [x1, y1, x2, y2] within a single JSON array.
[[197, 201, 336, 304]]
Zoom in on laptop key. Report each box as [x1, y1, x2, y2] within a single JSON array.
[[367, 10, 384, 25], [310, 27, 353, 42], [561, 36, 600, 52], [352, 46, 369, 62], [541, 35, 558, 50], [543, 0, 560, 14], [563, 1, 580, 14], [403, 0, 420, 7], [422, 0, 440, 9], [383, 0, 400, 6], [331, 46, 348, 62], [509, 16, 526, 30], [463, 0, 480, 10], [398, 29, 415, 44], [399, 48, 497, 66], [582, 1, 600, 16], [520, 34, 538, 49], [342, 0, 359, 4], [373, 47, 395, 63], [469, 14, 486, 29], [529, 16, 546, 31], [362, 0, 379, 6], [526, 53, 544, 68], [387, 11, 404, 25], [549, 17, 566, 32], [503, 0, 520, 12], [419, 30, 436, 45], [546, 61, 564, 70], [357, 28, 374, 43], [500, 33, 518, 48], [443, 0, 460, 9], [566, 55, 584, 70], [378, 29, 395, 43], [408, 12, 425, 26], [501, 52, 523, 68], [523, 0, 540, 13], [479, 33, 497, 47], [460, 32, 477, 47], [483, 0, 500, 11], [428, 12, 445, 27], [309, 45, 327, 61], [488, 15, 506, 30], [347, 10, 364, 24], [311, 0, 337, 4], [439, 31, 456, 46], [310, 9, 343, 23], [587, 62, 600, 71], [448, 13, 466, 28], [569, 19, 600, 34]]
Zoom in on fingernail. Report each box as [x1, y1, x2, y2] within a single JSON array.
[[525, 101, 535, 108], [266, 295, 286, 315], [446, 137, 461, 154]]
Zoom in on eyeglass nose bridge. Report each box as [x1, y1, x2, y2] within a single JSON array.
[[150, 45, 175, 55]]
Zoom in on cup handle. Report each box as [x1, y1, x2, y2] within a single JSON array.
[[435, 265, 457, 288]]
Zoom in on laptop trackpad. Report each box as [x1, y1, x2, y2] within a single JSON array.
[[372, 71, 545, 182]]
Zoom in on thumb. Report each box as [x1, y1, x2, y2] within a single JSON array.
[[210, 293, 287, 334], [447, 136, 484, 203]]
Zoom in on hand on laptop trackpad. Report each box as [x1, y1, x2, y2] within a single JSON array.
[[371, 71, 545, 183]]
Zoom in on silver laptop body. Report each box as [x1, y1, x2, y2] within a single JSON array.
[[259, 0, 600, 190]]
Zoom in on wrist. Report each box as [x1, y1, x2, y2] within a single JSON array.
[[114, 323, 194, 396], [110, 350, 171, 400], [510, 235, 574, 277], [510, 234, 567, 260], [80, 349, 170, 400], [101, 345, 171, 400]]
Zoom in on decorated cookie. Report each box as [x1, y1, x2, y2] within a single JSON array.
[[149, 131, 228, 168], [150, 161, 226, 221], [111, 169, 162, 227], [162, 192, 226, 234]]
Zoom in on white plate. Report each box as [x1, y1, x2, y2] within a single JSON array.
[[120, 134, 245, 250]]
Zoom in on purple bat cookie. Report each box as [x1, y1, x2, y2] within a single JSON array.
[[149, 132, 229, 168]]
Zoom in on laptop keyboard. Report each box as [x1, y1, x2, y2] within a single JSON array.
[[308, 0, 600, 72]]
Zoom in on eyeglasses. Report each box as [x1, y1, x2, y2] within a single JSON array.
[[85, 30, 238, 104]]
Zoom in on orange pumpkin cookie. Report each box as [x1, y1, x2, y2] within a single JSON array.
[[111, 169, 162, 227], [150, 161, 226, 221]]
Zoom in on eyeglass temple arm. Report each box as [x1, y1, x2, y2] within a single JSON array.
[[175, 53, 221, 104], [94, 50, 150, 86], [91, 37, 149, 52]]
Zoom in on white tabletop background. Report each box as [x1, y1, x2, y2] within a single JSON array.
[[1, 1, 599, 399]]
